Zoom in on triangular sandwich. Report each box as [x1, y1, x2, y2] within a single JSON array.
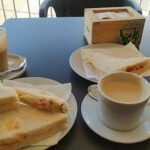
[[81, 50, 150, 76], [15, 87, 68, 113]]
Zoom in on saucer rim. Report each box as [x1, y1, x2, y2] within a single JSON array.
[[0, 54, 27, 80]]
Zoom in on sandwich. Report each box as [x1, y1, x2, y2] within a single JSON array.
[[0, 86, 19, 112], [15, 86, 68, 113], [81, 50, 150, 76], [0, 104, 68, 150]]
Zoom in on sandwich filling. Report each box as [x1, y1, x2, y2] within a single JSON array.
[[15, 87, 68, 113]]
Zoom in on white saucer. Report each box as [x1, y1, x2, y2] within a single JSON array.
[[0, 54, 27, 80], [81, 94, 150, 144], [14, 77, 78, 150]]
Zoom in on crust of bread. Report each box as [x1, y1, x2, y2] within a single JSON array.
[[0, 87, 19, 105], [0, 102, 19, 113]]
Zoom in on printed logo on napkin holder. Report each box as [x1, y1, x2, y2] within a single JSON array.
[[117, 21, 144, 48]]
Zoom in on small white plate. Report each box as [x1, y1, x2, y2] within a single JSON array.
[[0, 54, 27, 80], [81, 94, 150, 144], [14, 77, 78, 149]]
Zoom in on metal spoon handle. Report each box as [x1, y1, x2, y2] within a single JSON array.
[[88, 84, 99, 101]]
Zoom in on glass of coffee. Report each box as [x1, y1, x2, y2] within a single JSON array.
[[0, 27, 8, 72]]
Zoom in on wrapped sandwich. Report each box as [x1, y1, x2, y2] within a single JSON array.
[[81, 50, 150, 76]]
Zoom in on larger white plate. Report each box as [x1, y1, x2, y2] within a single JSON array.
[[81, 94, 150, 144], [14, 77, 77, 150]]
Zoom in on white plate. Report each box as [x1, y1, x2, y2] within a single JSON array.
[[81, 94, 150, 144], [14, 77, 77, 149], [0, 54, 27, 80]]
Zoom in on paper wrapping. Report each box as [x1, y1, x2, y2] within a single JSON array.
[[81, 42, 150, 80]]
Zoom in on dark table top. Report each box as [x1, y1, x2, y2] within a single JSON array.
[[3, 16, 150, 150]]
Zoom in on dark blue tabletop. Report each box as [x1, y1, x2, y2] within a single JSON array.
[[3, 16, 150, 150]]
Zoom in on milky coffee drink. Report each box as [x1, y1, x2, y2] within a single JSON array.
[[0, 28, 8, 72], [101, 76, 143, 103]]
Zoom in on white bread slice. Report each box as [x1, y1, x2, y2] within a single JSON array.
[[0, 104, 68, 150], [15, 87, 68, 113], [0, 86, 19, 106], [81, 50, 150, 76]]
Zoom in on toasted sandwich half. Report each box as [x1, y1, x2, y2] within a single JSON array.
[[0, 104, 68, 150], [15, 87, 68, 113]]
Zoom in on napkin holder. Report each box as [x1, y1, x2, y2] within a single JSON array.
[[84, 7, 145, 47]]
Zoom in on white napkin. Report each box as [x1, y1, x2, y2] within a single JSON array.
[[2, 79, 72, 149], [95, 11, 131, 19]]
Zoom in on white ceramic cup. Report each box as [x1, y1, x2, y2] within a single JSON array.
[[97, 72, 150, 131]]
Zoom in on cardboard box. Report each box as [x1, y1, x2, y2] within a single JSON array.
[[84, 7, 145, 47]]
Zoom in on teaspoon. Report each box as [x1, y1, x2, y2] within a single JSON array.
[[88, 84, 99, 101]]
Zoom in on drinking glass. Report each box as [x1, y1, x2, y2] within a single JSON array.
[[0, 27, 8, 72]]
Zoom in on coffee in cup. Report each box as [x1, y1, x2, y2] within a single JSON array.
[[98, 72, 150, 131], [100, 74, 143, 103]]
